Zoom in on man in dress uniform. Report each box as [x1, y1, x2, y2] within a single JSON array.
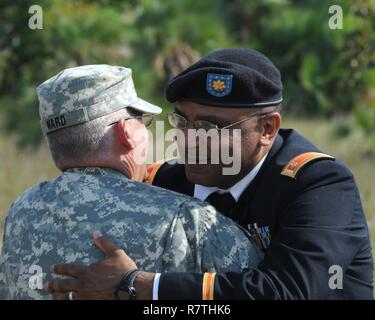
[[46, 49, 373, 300], [0, 64, 263, 299]]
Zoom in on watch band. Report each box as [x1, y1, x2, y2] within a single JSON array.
[[115, 269, 142, 300]]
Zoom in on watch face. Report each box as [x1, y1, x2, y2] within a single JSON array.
[[128, 287, 136, 298], [116, 286, 136, 300]]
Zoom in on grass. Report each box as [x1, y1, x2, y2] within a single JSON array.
[[0, 115, 374, 287], [0, 137, 59, 246]]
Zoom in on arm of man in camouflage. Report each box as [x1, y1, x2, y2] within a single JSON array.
[[198, 206, 263, 273], [166, 200, 264, 274], [0, 256, 9, 299], [45, 200, 263, 300], [0, 214, 15, 300]]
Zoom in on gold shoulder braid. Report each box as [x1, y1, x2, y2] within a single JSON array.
[[281, 152, 334, 179], [145, 160, 167, 185]]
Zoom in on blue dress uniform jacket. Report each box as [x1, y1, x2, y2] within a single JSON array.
[[150, 129, 374, 300]]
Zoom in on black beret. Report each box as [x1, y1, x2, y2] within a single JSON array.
[[165, 48, 283, 108]]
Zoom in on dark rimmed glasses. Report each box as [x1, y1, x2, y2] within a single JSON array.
[[108, 114, 154, 128], [167, 111, 274, 131]]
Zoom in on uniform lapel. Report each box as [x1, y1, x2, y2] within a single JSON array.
[[231, 133, 284, 226]]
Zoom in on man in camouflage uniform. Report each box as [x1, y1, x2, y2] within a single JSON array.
[[0, 65, 262, 300]]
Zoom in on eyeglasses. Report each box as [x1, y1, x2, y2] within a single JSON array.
[[108, 114, 154, 128], [167, 111, 273, 131]]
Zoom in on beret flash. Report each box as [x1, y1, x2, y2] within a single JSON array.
[[165, 48, 283, 108]]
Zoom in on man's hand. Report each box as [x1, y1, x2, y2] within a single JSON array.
[[45, 231, 154, 300]]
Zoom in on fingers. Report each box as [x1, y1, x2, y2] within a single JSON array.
[[93, 231, 122, 257], [51, 263, 85, 278], [45, 278, 80, 293]]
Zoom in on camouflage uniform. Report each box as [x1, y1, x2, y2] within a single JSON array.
[[0, 167, 262, 299], [0, 65, 263, 299]]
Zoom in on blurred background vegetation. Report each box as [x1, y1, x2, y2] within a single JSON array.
[[1, 0, 375, 146], [0, 0, 374, 283]]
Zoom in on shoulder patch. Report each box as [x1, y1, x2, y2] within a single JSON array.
[[281, 152, 334, 179]]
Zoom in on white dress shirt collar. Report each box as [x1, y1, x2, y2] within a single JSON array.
[[194, 153, 268, 202]]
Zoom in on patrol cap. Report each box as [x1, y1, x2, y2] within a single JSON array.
[[37, 64, 162, 134], [165, 48, 283, 108]]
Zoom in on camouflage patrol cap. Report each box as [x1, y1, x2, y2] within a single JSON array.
[[37, 64, 162, 134]]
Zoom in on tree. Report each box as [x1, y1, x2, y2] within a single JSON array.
[[0, 0, 373, 146]]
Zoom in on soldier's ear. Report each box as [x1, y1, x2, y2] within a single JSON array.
[[116, 119, 135, 150], [259, 112, 281, 146]]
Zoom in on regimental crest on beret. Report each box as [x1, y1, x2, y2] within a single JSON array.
[[206, 73, 233, 97]]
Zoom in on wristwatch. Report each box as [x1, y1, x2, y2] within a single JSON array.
[[115, 269, 142, 300]]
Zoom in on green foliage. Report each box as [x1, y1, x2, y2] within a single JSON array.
[[351, 0, 375, 144], [0, 0, 374, 146], [0, 0, 129, 146], [237, 0, 374, 117]]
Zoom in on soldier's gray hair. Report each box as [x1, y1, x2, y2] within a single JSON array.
[[47, 108, 130, 168]]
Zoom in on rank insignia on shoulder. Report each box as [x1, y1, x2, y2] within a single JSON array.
[[281, 152, 335, 179]]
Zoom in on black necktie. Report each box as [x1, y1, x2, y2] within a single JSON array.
[[206, 191, 236, 219]]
